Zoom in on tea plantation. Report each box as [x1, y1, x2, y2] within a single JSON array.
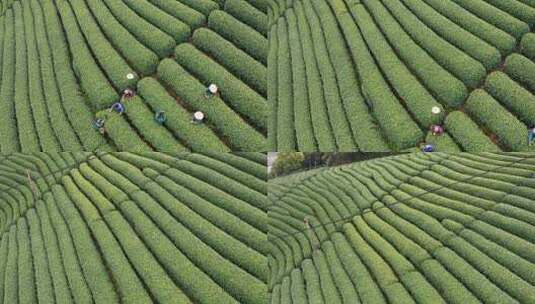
[[0, 152, 268, 303], [268, 0, 535, 152], [0, 0, 268, 152], [268, 152, 535, 303]]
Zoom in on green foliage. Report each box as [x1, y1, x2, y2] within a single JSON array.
[[418, 0, 515, 57], [82, 0, 159, 75], [13, 2, 39, 152], [27, 210, 55, 304], [182, 153, 266, 193], [449, 0, 529, 39], [104, 211, 187, 304], [192, 27, 267, 96], [434, 246, 517, 303], [121, 0, 191, 44], [101, 0, 176, 57], [504, 54, 535, 93], [22, 0, 60, 151], [208, 10, 268, 64], [293, 2, 339, 151], [203, 151, 267, 179], [175, 43, 267, 131], [425, 131, 461, 152], [17, 218, 37, 304], [40, 195, 92, 304], [269, 154, 535, 303], [270, 152, 305, 177], [0, 10, 18, 152], [147, 0, 206, 29], [382, 0, 487, 88], [41, 0, 108, 150], [225, 0, 268, 35], [267, 25, 279, 150], [177, 0, 219, 16], [169, 159, 268, 211], [123, 96, 187, 152], [465, 89, 528, 151], [68, 0, 140, 91], [120, 199, 237, 304], [156, 165, 268, 235], [483, 0, 535, 26], [58, 0, 118, 110], [349, 5, 425, 150], [29, 0, 81, 150], [444, 111, 501, 152], [95, 110, 152, 152], [157, 58, 266, 151], [360, 0, 468, 107], [275, 17, 296, 151], [285, 9, 316, 151], [521, 33, 535, 60], [137, 77, 229, 152], [485, 70, 535, 126], [0, 154, 268, 303]]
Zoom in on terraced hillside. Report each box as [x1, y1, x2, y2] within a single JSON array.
[[268, 153, 535, 303], [268, 0, 535, 152], [0, 0, 268, 152], [0, 152, 268, 303]]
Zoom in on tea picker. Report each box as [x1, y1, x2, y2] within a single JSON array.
[[155, 110, 166, 124], [304, 217, 320, 250], [192, 111, 205, 124], [421, 143, 434, 152], [205, 84, 219, 98], [122, 88, 136, 99], [92, 118, 105, 129], [430, 124, 444, 136], [529, 126, 535, 146], [110, 102, 125, 115]]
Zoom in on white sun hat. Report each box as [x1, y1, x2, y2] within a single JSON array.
[[126, 73, 135, 80], [208, 84, 218, 94], [193, 111, 205, 121], [431, 106, 441, 114]]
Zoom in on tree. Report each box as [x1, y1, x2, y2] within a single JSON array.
[[270, 152, 305, 177]]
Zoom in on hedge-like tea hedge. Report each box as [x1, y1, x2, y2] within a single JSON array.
[[485, 71, 535, 126], [269, 153, 535, 303], [0, 0, 268, 151], [444, 111, 501, 152], [0, 152, 268, 304], [465, 89, 528, 151], [192, 27, 267, 97], [137, 77, 229, 152], [158, 58, 266, 151], [269, 0, 535, 152], [504, 54, 535, 92], [175, 43, 267, 131], [521, 33, 535, 60], [208, 10, 268, 64]]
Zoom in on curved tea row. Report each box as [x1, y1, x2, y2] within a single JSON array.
[[268, 0, 535, 152], [268, 153, 535, 303], [0, 152, 268, 303], [0, 0, 268, 152]]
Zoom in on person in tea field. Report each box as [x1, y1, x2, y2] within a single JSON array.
[[122, 88, 136, 99], [110, 102, 125, 115], [529, 126, 535, 146], [430, 124, 444, 136], [192, 111, 205, 124], [420, 143, 434, 152], [304, 217, 320, 250], [155, 110, 166, 124], [205, 84, 219, 98]]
